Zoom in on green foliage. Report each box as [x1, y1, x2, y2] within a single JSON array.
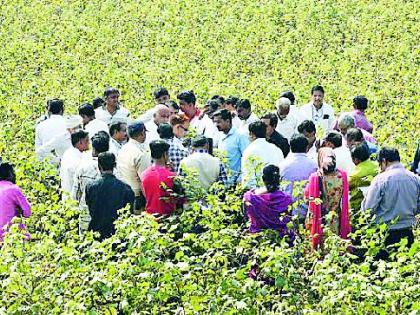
[[0, 0, 419, 313]]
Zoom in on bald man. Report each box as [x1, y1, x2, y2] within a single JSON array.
[[144, 104, 171, 145], [275, 97, 299, 140]]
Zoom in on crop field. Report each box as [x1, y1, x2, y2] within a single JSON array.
[[0, 0, 419, 314]]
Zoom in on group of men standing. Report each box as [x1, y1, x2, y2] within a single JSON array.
[[33, 85, 419, 247]]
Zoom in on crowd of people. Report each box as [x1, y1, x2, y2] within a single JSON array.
[[1, 85, 419, 259]]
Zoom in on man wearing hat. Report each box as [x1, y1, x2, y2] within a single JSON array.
[[117, 120, 151, 214], [179, 135, 228, 189]]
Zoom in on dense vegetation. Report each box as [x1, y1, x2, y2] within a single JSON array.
[[0, 0, 419, 313]]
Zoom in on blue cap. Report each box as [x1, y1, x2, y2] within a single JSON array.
[[128, 120, 147, 135]]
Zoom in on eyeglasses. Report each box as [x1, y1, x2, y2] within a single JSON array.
[[179, 125, 188, 132]]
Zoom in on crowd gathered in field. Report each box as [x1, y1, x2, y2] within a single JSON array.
[[1, 85, 420, 260]]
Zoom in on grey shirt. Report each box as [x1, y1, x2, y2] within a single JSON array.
[[361, 163, 420, 230]]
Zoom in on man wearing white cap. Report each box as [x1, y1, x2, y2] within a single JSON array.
[[35, 100, 82, 166]]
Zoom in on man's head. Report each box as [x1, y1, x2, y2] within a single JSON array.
[[153, 104, 171, 125], [170, 114, 190, 139], [47, 99, 64, 115], [275, 97, 291, 119], [350, 142, 370, 165], [377, 147, 400, 172], [177, 90, 197, 118], [260, 113, 278, 137], [225, 95, 239, 112], [153, 87, 170, 104], [346, 128, 364, 148], [297, 120, 316, 146], [149, 140, 170, 162], [109, 121, 127, 143], [191, 135, 209, 151], [212, 109, 232, 134], [338, 114, 356, 136], [290, 134, 309, 153], [323, 131, 343, 149], [91, 133, 110, 157], [206, 99, 221, 118], [236, 99, 252, 120], [166, 100, 180, 116], [157, 123, 174, 140], [92, 97, 105, 109], [249, 121, 267, 141], [353, 96, 368, 111], [78, 103, 95, 125], [127, 121, 147, 143], [103, 87, 120, 107], [0, 162, 15, 184], [280, 91, 295, 105], [98, 152, 116, 173], [71, 130, 90, 152], [311, 85, 325, 109]]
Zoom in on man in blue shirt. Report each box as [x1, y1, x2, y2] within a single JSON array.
[[213, 109, 249, 186], [362, 147, 420, 259]]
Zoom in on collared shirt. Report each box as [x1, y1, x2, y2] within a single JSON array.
[[145, 120, 160, 146], [217, 127, 250, 184], [95, 105, 130, 126], [299, 103, 335, 134], [275, 112, 299, 140], [117, 138, 151, 196], [307, 142, 318, 162], [238, 112, 259, 135], [191, 113, 221, 147], [361, 163, 420, 230], [140, 164, 177, 215], [84, 118, 109, 139], [179, 149, 228, 189], [165, 137, 189, 173], [333, 146, 355, 176], [351, 109, 373, 133], [86, 173, 135, 239], [268, 130, 290, 158], [349, 159, 378, 211], [109, 138, 123, 157], [0, 180, 31, 241], [60, 147, 86, 195], [70, 156, 101, 232], [35, 115, 71, 165], [242, 138, 284, 188]]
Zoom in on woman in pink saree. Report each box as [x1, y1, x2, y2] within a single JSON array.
[[304, 148, 351, 249]]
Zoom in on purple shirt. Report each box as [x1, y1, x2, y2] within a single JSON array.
[[0, 180, 31, 241], [279, 153, 317, 217], [351, 109, 373, 134]]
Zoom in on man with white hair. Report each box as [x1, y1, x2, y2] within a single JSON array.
[[337, 113, 376, 145], [145, 104, 171, 145], [275, 97, 299, 140]]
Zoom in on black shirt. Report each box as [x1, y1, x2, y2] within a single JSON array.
[[86, 173, 135, 240], [268, 130, 290, 158]]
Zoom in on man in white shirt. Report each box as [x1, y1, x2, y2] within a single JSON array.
[[145, 104, 171, 145], [71, 133, 109, 233], [297, 120, 319, 162], [117, 121, 151, 213], [179, 135, 228, 189], [109, 121, 127, 157], [95, 87, 130, 126], [60, 130, 90, 196], [79, 103, 109, 139], [35, 100, 82, 166], [275, 97, 299, 140], [323, 131, 355, 175], [242, 121, 284, 188], [299, 85, 335, 134], [138, 87, 171, 124], [177, 90, 219, 146], [236, 99, 259, 135]]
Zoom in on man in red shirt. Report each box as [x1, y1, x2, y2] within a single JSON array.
[[141, 140, 181, 215]]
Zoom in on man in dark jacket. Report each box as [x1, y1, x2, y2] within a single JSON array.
[[411, 141, 420, 175], [86, 152, 135, 240], [261, 113, 290, 158]]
